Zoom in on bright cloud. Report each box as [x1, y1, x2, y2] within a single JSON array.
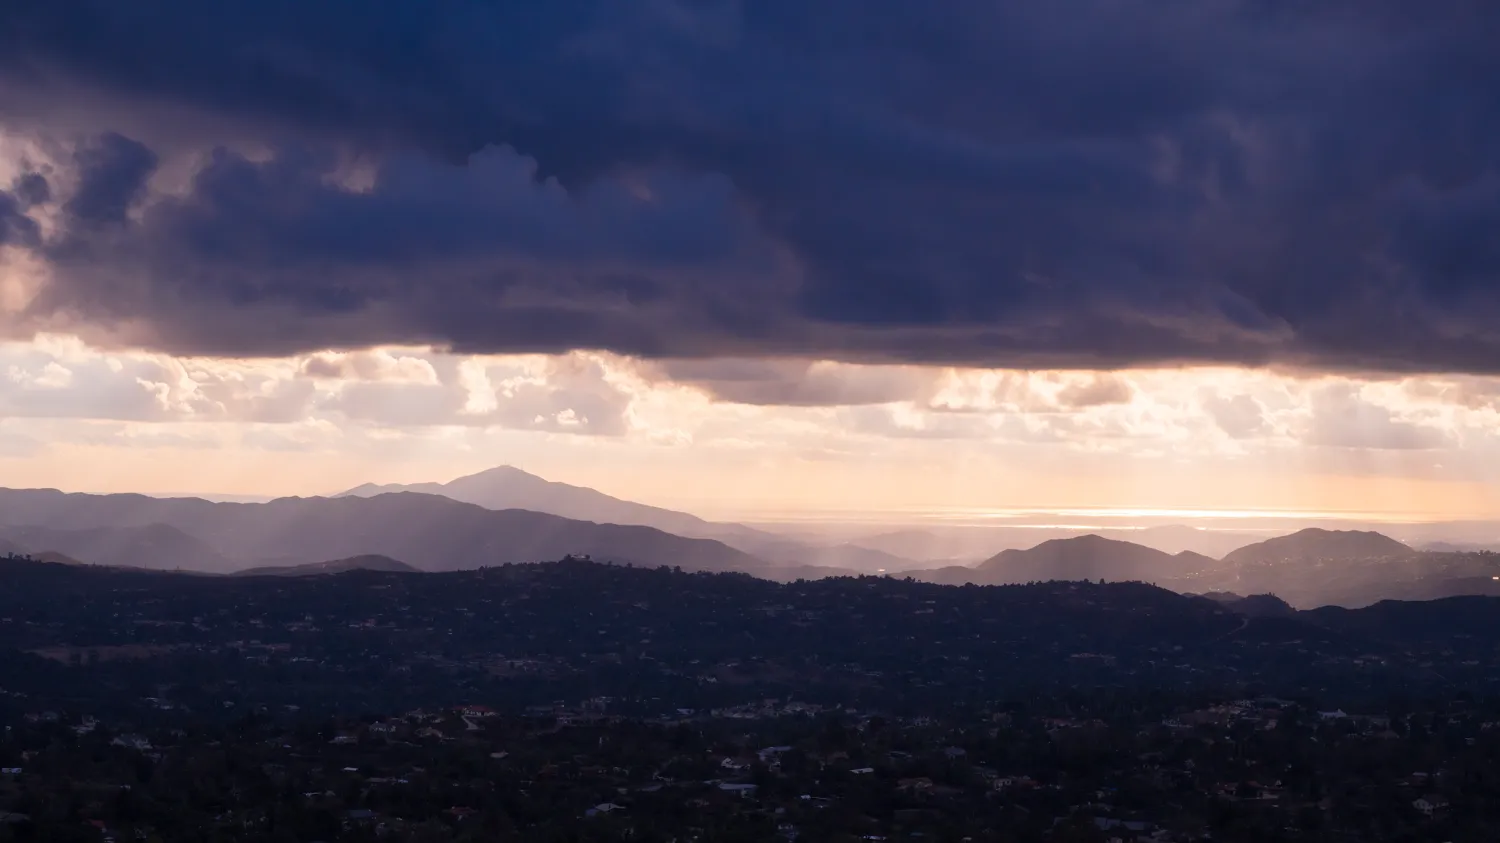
[[2, 335, 1500, 517]]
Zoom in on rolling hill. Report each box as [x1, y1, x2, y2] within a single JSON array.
[[234, 554, 422, 577], [913, 535, 1216, 586], [1200, 592, 1297, 618], [1195, 528, 1430, 608], [1221, 528, 1414, 566]]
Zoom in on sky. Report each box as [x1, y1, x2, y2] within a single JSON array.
[[1, 1, 1500, 522]]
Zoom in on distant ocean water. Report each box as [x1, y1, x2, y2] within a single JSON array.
[[728, 505, 1439, 530]]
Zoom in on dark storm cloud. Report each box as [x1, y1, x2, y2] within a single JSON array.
[[0, 188, 38, 246], [651, 359, 935, 406], [11, 172, 49, 208], [2, 0, 1500, 371], [64, 133, 158, 226]]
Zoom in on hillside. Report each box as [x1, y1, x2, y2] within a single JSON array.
[[1190, 528, 1429, 608], [1204, 592, 1297, 618], [1222, 528, 1413, 566], [0, 558, 1496, 842], [339, 466, 768, 543], [337, 466, 919, 572], [0, 488, 772, 575], [1304, 595, 1500, 644], [915, 535, 1215, 586], [0, 523, 233, 571], [4, 557, 1500, 708], [234, 554, 421, 577]]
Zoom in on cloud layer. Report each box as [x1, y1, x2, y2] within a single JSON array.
[[0, 336, 1486, 458], [4, 336, 1500, 515], [2, 1, 1500, 371]]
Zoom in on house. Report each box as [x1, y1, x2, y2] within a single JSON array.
[[1412, 796, 1448, 817], [110, 734, 152, 751], [758, 746, 793, 761], [585, 803, 625, 817], [1093, 818, 1152, 834]]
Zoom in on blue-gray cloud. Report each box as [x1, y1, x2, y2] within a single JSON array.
[[1, 0, 1499, 371]]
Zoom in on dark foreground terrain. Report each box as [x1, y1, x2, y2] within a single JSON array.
[[2, 556, 1499, 841]]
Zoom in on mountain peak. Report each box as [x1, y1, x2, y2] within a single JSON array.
[[454, 465, 543, 483], [1222, 528, 1412, 566], [334, 464, 737, 540], [1033, 533, 1124, 549]]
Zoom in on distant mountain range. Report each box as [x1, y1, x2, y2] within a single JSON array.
[[334, 466, 1260, 571], [7, 467, 1500, 609], [339, 466, 755, 543], [849, 523, 1263, 563], [339, 466, 915, 572], [0, 488, 770, 575], [901, 528, 1500, 608]]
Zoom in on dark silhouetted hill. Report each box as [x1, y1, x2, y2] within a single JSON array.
[[1212, 592, 1297, 618], [234, 554, 421, 577], [8, 557, 1500, 706], [1305, 595, 1500, 644]]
